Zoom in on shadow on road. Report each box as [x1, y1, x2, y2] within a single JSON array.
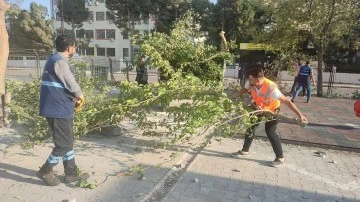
[[0, 162, 44, 185]]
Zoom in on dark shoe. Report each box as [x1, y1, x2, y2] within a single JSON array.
[[36, 170, 61, 186], [269, 158, 285, 167], [231, 150, 249, 158], [306, 100, 310, 103], [291, 99, 294, 103], [64, 170, 90, 183]]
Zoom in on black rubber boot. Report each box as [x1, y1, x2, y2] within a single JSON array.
[[64, 168, 90, 183], [36, 167, 61, 186]]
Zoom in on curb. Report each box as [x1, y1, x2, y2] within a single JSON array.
[[251, 136, 360, 153], [140, 129, 213, 202]]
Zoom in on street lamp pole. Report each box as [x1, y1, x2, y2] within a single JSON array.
[[61, 0, 64, 34]]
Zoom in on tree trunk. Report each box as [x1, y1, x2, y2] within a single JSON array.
[[0, 0, 10, 95], [219, 31, 228, 83], [317, 46, 324, 97], [130, 29, 134, 64]]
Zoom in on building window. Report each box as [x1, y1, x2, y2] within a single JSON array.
[[40, 55, 48, 60], [96, 30, 115, 40], [88, 11, 93, 21], [123, 48, 129, 57], [86, 47, 94, 56], [61, 29, 73, 36], [107, 48, 115, 57], [106, 30, 115, 39], [96, 30, 106, 39], [122, 31, 128, 39], [53, 0, 58, 5], [25, 56, 36, 60], [97, 48, 105, 56], [9, 56, 23, 60], [85, 30, 94, 39], [96, 12, 105, 21], [134, 48, 140, 57]]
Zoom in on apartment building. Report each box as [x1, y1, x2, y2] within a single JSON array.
[[50, 0, 155, 61]]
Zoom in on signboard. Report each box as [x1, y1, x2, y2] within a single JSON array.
[[239, 43, 273, 50]]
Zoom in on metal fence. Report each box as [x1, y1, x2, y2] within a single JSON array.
[[6, 49, 162, 84], [6, 49, 49, 82], [6, 49, 149, 83]]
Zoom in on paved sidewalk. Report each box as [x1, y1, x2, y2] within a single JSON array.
[[163, 138, 360, 202], [0, 122, 184, 202], [225, 78, 360, 149], [0, 97, 359, 202], [262, 96, 360, 149]]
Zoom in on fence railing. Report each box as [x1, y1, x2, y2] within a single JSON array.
[[6, 49, 144, 82], [6, 49, 49, 82], [9, 50, 357, 87]]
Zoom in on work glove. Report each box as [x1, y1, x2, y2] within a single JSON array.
[[75, 96, 85, 113]]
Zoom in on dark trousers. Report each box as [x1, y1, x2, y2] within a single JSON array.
[[242, 116, 283, 158], [137, 80, 148, 86], [292, 77, 311, 102], [290, 77, 305, 96], [40, 118, 77, 175]]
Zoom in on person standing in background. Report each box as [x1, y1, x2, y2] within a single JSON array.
[[291, 61, 316, 103], [290, 60, 305, 96], [136, 57, 149, 86]]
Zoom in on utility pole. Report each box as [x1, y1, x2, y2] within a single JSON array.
[[61, 0, 64, 34], [127, 8, 134, 64]]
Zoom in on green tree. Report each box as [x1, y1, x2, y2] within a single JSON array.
[[8, 15, 253, 148], [255, 0, 360, 96], [57, 0, 89, 36], [5, 0, 22, 8], [206, 0, 274, 66], [106, 0, 145, 62], [323, 33, 360, 73], [9, 2, 54, 51], [105, 0, 214, 61], [213, 0, 257, 43], [105, 0, 143, 33], [133, 12, 231, 82], [141, 0, 214, 36], [142, 0, 192, 34]]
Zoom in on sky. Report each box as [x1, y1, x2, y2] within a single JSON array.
[[21, 0, 50, 13]]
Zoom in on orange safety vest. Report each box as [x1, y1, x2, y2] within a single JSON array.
[[249, 78, 281, 112]]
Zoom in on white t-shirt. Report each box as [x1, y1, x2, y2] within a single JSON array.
[[244, 81, 282, 100]]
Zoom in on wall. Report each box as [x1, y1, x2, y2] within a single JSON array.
[[224, 68, 360, 85], [278, 69, 360, 85]]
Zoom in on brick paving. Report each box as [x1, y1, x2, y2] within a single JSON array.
[[163, 139, 360, 202], [270, 96, 360, 149], [0, 96, 359, 202]]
